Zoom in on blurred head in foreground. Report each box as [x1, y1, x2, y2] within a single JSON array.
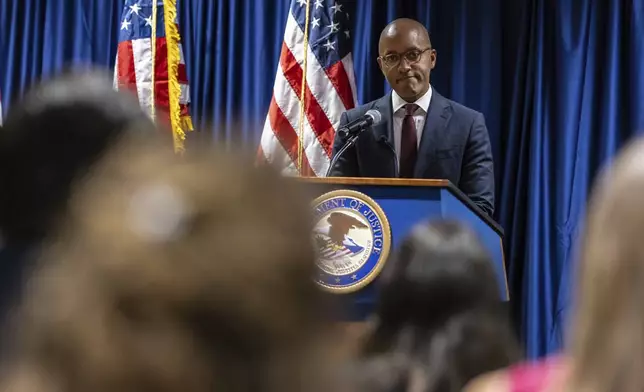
[[3, 142, 327, 392], [356, 220, 519, 392], [568, 136, 644, 392], [0, 70, 158, 245]]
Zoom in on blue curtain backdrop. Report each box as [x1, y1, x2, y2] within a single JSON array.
[[2, 0, 644, 359]]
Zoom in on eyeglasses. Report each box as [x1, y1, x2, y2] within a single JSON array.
[[379, 48, 432, 68]]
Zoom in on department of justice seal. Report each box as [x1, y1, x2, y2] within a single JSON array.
[[311, 189, 391, 294]]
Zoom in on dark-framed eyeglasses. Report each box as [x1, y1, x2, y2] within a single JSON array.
[[379, 48, 432, 67]]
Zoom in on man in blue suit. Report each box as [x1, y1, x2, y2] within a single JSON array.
[[328, 18, 495, 216]]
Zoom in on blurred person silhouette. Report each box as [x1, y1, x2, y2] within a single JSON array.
[[352, 220, 520, 392], [465, 136, 644, 392], [1, 141, 333, 392], [0, 70, 160, 338]]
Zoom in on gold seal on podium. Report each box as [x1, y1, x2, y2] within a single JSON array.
[[311, 189, 392, 294]]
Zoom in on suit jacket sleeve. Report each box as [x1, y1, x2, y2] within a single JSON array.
[[460, 113, 495, 216], [327, 111, 359, 177]]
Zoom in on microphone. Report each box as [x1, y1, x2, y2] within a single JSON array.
[[337, 109, 383, 140], [326, 109, 383, 177]]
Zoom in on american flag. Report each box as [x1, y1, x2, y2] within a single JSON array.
[[258, 0, 358, 176], [114, 0, 193, 152]]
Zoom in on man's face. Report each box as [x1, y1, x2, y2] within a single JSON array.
[[377, 28, 436, 102]]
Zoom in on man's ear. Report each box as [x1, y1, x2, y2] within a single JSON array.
[[430, 50, 437, 70]]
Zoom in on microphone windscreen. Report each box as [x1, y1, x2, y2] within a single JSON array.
[[365, 109, 383, 125]]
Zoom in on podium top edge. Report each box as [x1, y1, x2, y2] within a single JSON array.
[[298, 177, 504, 237], [299, 177, 450, 187]]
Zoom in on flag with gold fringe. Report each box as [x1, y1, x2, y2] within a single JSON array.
[[114, 0, 193, 152]]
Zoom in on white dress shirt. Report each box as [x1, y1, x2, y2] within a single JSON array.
[[391, 85, 433, 165]]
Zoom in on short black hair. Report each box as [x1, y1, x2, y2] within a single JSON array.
[[0, 70, 158, 244]]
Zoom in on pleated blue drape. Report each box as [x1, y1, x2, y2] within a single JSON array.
[[2, 0, 644, 359], [501, 0, 644, 357]]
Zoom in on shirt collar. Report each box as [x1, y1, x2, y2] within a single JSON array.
[[392, 85, 433, 114]]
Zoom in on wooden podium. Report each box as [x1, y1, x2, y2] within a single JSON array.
[[302, 177, 508, 323]]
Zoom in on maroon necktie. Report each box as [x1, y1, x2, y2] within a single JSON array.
[[400, 103, 419, 178]]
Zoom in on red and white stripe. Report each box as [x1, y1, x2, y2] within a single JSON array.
[[258, 11, 358, 176], [114, 34, 191, 123]]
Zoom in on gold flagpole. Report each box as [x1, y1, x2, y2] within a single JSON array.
[[150, 0, 158, 121], [297, 0, 311, 176]]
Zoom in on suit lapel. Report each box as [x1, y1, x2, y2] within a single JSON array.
[[370, 92, 394, 145], [414, 91, 452, 177]]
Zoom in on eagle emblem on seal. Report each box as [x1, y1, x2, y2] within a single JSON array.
[[311, 190, 392, 293]]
